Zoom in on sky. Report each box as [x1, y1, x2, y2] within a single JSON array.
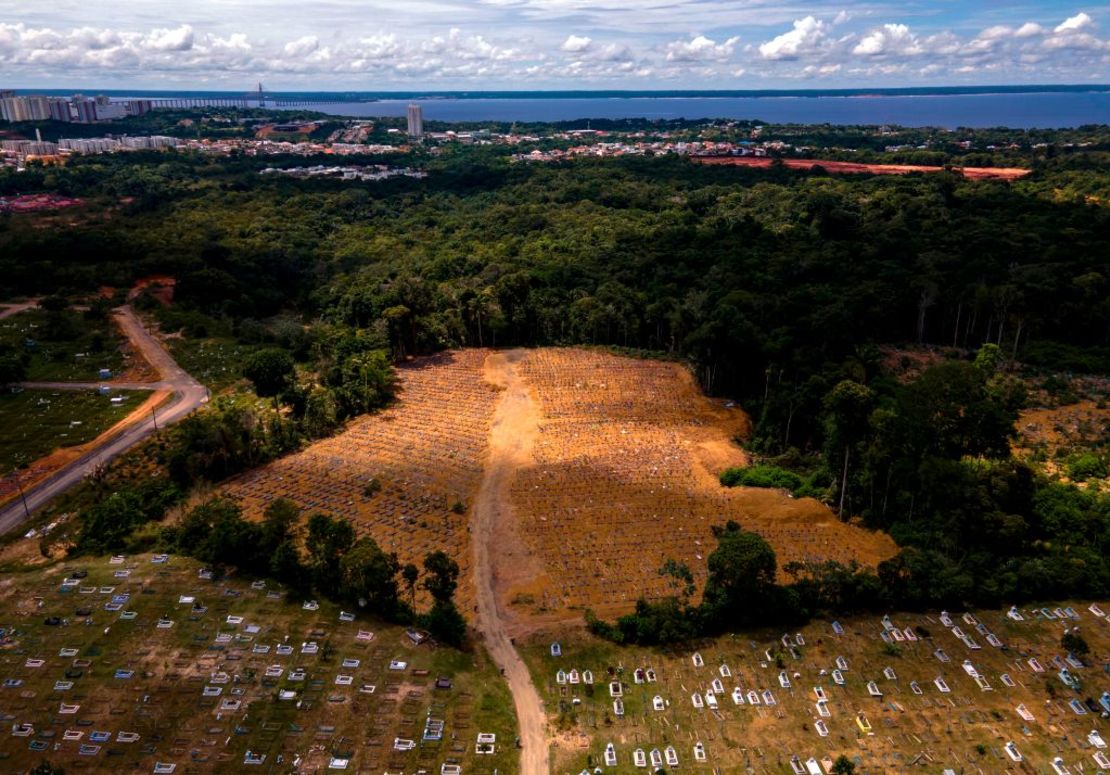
[[0, 1, 1108, 90]]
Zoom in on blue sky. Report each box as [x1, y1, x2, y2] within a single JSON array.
[[0, 0, 1107, 88]]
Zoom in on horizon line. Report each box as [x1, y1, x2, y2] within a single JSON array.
[[6, 83, 1110, 97]]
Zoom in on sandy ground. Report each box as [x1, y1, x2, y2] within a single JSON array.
[[694, 155, 1031, 180], [472, 350, 550, 775]]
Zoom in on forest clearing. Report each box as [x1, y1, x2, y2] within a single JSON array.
[[220, 348, 896, 625]]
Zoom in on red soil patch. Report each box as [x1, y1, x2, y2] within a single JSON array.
[[129, 276, 177, 306], [694, 156, 1030, 181], [0, 194, 84, 214]]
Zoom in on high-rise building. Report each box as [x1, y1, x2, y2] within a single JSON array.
[[406, 104, 424, 139], [72, 98, 98, 124]]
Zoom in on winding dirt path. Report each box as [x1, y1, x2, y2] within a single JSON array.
[[472, 350, 549, 775]]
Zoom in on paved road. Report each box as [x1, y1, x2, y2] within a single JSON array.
[[0, 299, 39, 320], [0, 306, 207, 535], [472, 350, 550, 775]]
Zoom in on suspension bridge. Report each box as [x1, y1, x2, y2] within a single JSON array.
[[145, 83, 356, 110]]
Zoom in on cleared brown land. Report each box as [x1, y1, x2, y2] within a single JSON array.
[[222, 349, 501, 611], [694, 155, 1031, 180], [222, 348, 896, 623], [504, 349, 896, 621]]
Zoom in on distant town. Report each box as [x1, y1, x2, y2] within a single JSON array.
[[0, 89, 1096, 174]]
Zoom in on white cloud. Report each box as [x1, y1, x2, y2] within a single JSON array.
[[1055, 12, 1093, 33], [283, 36, 319, 58], [144, 25, 194, 52], [978, 25, 1013, 41], [560, 34, 591, 52], [853, 23, 922, 57], [664, 34, 738, 62], [758, 16, 826, 60], [0, 7, 1106, 89]]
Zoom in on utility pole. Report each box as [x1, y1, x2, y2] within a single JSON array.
[[151, 406, 159, 431], [16, 478, 30, 520]]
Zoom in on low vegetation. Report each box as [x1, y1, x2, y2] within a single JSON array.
[[0, 388, 151, 472]]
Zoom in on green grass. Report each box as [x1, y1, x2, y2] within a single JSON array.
[[0, 309, 127, 382], [167, 337, 261, 393], [0, 553, 520, 774], [0, 388, 150, 471]]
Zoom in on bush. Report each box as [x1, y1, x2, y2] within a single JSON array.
[[720, 464, 803, 492], [1066, 453, 1108, 481]]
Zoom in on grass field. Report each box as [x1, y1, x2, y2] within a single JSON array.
[[521, 603, 1110, 774], [0, 388, 151, 472], [166, 336, 261, 393], [0, 310, 129, 383], [0, 553, 519, 774]]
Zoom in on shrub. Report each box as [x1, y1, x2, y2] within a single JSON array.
[[720, 464, 803, 492], [1066, 453, 1108, 481]]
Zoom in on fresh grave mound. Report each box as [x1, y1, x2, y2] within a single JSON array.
[[222, 350, 500, 611], [505, 348, 897, 619]]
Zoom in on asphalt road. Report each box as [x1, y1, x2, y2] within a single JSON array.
[[0, 306, 207, 535]]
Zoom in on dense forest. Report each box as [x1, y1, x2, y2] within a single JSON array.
[[3, 126, 1110, 631]]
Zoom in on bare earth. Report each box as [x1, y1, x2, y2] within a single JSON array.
[[694, 155, 1031, 180], [473, 350, 549, 775]]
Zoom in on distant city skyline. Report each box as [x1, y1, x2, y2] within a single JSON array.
[[0, 1, 1107, 89]]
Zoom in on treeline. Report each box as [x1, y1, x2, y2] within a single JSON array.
[[594, 451, 1110, 646], [77, 493, 467, 645], [6, 140, 1110, 629]]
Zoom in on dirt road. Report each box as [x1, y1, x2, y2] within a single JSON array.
[[473, 351, 549, 775], [0, 306, 207, 535]]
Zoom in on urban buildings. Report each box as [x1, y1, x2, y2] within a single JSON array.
[[0, 93, 153, 123], [406, 104, 424, 139]]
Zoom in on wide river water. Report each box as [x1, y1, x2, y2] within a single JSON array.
[[297, 92, 1109, 129]]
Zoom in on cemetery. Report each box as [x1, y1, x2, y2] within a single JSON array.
[[221, 349, 502, 611], [506, 348, 897, 618], [0, 552, 517, 773], [523, 601, 1110, 774], [217, 347, 895, 626]]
